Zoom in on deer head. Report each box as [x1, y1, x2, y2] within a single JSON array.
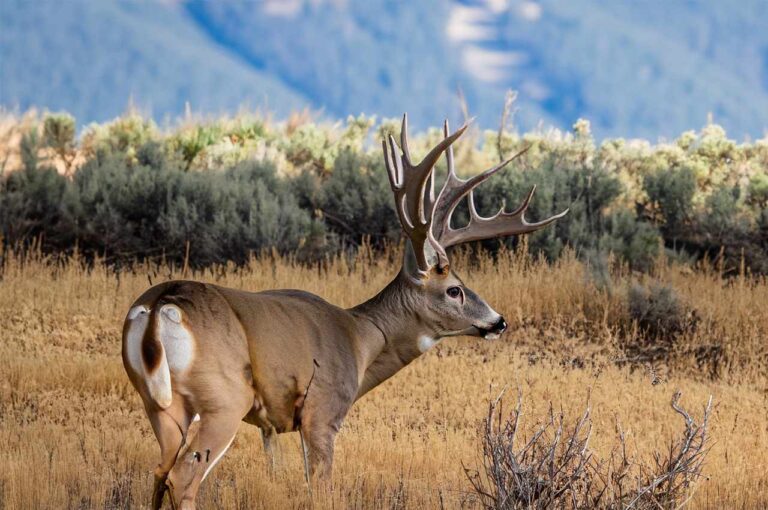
[[382, 114, 568, 341]]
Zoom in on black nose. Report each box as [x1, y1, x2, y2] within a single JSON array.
[[490, 317, 507, 333]]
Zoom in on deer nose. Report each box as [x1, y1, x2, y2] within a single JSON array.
[[490, 317, 507, 334]]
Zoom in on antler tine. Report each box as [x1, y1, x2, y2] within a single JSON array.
[[400, 114, 412, 166], [507, 184, 537, 217], [383, 135, 412, 238], [444, 119, 457, 180], [382, 136, 401, 191], [423, 169, 436, 216], [404, 129, 458, 225], [441, 186, 570, 247]]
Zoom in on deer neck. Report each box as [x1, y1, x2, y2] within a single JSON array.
[[350, 270, 436, 399]]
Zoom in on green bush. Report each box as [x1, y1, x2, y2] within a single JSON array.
[[3, 139, 320, 265], [643, 166, 697, 235], [1, 111, 767, 271], [0, 163, 66, 244], [42, 113, 77, 172], [600, 211, 661, 272], [310, 149, 400, 246]]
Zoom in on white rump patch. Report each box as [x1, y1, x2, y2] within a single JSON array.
[[146, 358, 173, 409], [125, 305, 172, 409], [125, 306, 150, 374], [417, 335, 439, 353], [162, 305, 181, 323], [127, 304, 149, 321], [158, 304, 194, 373]]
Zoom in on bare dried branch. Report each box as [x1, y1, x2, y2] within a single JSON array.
[[466, 391, 713, 509]]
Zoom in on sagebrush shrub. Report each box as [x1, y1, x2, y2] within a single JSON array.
[[3, 140, 320, 265], [643, 166, 697, 235], [627, 282, 697, 361], [0, 163, 66, 243], [1, 111, 767, 271]]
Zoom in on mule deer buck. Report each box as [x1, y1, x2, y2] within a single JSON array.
[[122, 115, 567, 509]]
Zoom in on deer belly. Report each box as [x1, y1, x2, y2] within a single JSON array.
[[243, 394, 300, 433]]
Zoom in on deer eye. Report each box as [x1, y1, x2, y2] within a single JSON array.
[[446, 286, 462, 299]]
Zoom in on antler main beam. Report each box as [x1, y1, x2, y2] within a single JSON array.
[[440, 185, 569, 247], [383, 114, 468, 272]]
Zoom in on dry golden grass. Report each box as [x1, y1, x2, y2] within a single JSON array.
[[0, 246, 766, 509]]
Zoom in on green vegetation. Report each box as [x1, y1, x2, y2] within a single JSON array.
[[1, 111, 766, 272]]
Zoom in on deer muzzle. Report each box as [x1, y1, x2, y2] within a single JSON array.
[[478, 317, 507, 340]]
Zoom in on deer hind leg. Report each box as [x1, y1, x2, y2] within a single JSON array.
[[166, 409, 244, 509], [145, 398, 193, 510]]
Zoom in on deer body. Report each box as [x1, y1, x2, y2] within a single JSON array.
[[123, 115, 566, 509]]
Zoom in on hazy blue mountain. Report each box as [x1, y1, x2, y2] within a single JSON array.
[[0, 0, 308, 125], [2, 0, 767, 139]]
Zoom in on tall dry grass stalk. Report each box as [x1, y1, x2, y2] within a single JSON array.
[[0, 246, 766, 508]]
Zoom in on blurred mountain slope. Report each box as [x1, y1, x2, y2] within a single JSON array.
[[0, 0, 308, 124], [1, 0, 766, 139]]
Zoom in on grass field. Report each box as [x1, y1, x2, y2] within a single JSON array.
[[0, 246, 766, 509]]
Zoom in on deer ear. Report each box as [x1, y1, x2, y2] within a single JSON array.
[[402, 240, 438, 283]]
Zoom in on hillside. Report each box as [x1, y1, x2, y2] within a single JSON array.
[[1, 0, 767, 139], [0, 0, 308, 123]]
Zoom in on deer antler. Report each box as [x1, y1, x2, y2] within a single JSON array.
[[440, 184, 568, 247], [383, 114, 468, 273], [384, 115, 568, 274], [434, 120, 568, 251]]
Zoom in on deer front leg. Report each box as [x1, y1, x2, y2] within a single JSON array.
[[260, 426, 282, 475], [301, 421, 338, 484], [299, 399, 347, 485], [296, 364, 355, 487]]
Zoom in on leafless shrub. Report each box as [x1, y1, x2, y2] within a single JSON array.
[[466, 390, 712, 509], [621, 391, 713, 509], [497, 90, 518, 162]]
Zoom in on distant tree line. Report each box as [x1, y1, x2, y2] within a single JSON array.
[[1, 111, 766, 272]]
